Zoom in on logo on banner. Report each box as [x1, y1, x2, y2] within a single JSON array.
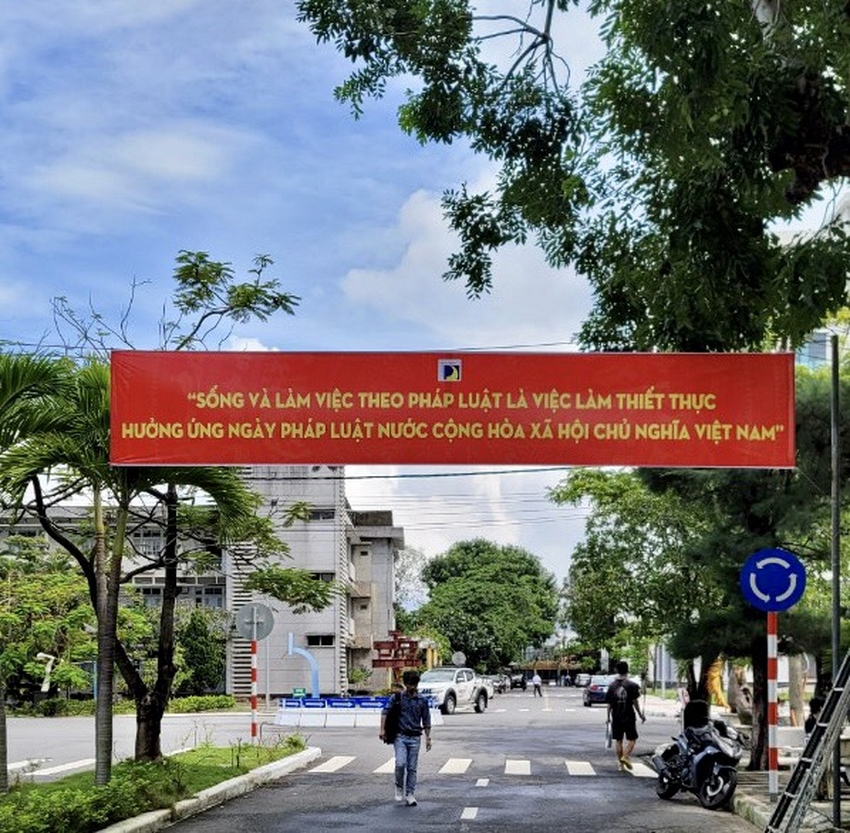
[[438, 359, 462, 382]]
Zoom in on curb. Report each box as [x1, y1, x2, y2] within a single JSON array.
[[97, 747, 322, 833]]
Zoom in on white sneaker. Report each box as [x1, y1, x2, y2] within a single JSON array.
[[406, 795, 417, 806], [394, 787, 403, 802]]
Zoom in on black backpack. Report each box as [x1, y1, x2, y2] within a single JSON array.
[[611, 679, 631, 718], [383, 693, 402, 744]]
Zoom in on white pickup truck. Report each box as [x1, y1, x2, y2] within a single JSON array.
[[418, 666, 494, 715]]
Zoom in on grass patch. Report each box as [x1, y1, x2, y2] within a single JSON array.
[[0, 733, 306, 833]]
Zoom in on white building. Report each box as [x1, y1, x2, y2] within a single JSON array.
[[6, 465, 403, 699]]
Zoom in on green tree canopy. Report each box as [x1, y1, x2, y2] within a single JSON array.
[[415, 538, 558, 670], [297, 1, 850, 350], [551, 359, 850, 769]]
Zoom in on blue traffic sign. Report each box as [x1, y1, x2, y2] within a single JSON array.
[[740, 548, 806, 612]]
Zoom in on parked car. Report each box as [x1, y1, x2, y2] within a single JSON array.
[[419, 667, 494, 714], [583, 674, 615, 706], [509, 672, 527, 690], [574, 673, 592, 687], [488, 674, 510, 694]]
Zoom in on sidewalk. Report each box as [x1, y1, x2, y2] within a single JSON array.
[[640, 694, 845, 831]]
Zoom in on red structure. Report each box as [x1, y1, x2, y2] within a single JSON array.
[[373, 631, 420, 681]]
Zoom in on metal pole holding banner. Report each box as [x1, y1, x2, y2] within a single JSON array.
[[767, 611, 779, 799], [831, 333, 841, 827]]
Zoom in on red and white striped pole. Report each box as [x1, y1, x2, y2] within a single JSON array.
[[767, 611, 778, 798], [251, 637, 258, 741], [251, 609, 259, 741]]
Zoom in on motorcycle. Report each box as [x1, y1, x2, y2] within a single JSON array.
[[652, 701, 743, 810]]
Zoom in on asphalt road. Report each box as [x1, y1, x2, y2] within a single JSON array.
[[56, 687, 758, 833]]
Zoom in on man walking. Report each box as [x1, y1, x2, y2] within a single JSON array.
[[605, 661, 645, 770], [379, 670, 432, 806], [532, 671, 543, 697]]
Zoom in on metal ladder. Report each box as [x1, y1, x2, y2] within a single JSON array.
[[766, 648, 850, 832]]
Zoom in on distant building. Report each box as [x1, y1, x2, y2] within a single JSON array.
[[4, 465, 403, 698]]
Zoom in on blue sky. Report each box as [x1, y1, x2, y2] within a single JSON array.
[[0, 3, 616, 581]]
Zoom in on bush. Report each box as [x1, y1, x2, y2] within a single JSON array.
[[0, 760, 187, 833], [0, 736, 304, 833], [168, 694, 236, 713]]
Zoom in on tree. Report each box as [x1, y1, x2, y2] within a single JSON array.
[[174, 608, 227, 696], [394, 546, 430, 610], [0, 353, 74, 793], [296, 1, 850, 350], [416, 539, 558, 670], [0, 251, 322, 784], [550, 468, 719, 656], [552, 361, 850, 769]]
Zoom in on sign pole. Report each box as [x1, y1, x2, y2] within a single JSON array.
[[767, 611, 778, 799], [740, 548, 807, 804], [830, 333, 841, 827], [251, 610, 258, 742]]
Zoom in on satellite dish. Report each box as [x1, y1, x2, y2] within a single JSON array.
[[451, 651, 466, 667], [235, 602, 274, 640]]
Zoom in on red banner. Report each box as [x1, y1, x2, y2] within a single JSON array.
[[109, 351, 795, 468]]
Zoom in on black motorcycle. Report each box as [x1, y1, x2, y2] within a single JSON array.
[[652, 700, 743, 810]]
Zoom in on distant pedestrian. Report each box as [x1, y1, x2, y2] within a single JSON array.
[[605, 661, 645, 770], [379, 670, 432, 806], [532, 672, 543, 697]]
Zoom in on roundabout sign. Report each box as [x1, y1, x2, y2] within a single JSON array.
[[740, 547, 806, 612]]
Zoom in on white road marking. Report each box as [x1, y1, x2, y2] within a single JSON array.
[[439, 758, 472, 774], [374, 758, 395, 774], [505, 759, 531, 775], [309, 756, 355, 773], [631, 761, 657, 778], [461, 807, 479, 820], [565, 760, 595, 776], [475, 778, 489, 787]]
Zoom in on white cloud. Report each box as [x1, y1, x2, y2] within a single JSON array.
[[345, 464, 588, 583], [342, 187, 593, 350]]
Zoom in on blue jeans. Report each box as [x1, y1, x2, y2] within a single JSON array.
[[394, 734, 422, 795]]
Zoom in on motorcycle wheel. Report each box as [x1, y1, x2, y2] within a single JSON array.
[[655, 771, 680, 800], [697, 767, 738, 810]]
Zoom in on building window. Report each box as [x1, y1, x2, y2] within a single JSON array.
[[306, 634, 335, 647], [310, 572, 335, 582], [141, 587, 162, 607], [309, 508, 336, 521]]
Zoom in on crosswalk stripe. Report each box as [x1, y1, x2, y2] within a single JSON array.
[[307, 755, 652, 779], [461, 807, 478, 820], [309, 756, 355, 773], [565, 760, 595, 776], [505, 759, 531, 775], [439, 758, 472, 774]]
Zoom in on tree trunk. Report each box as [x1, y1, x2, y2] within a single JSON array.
[[134, 692, 168, 761], [788, 653, 805, 728], [0, 680, 8, 795], [93, 488, 115, 786], [748, 637, 769, 771], [134, 483, 180, 761]]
